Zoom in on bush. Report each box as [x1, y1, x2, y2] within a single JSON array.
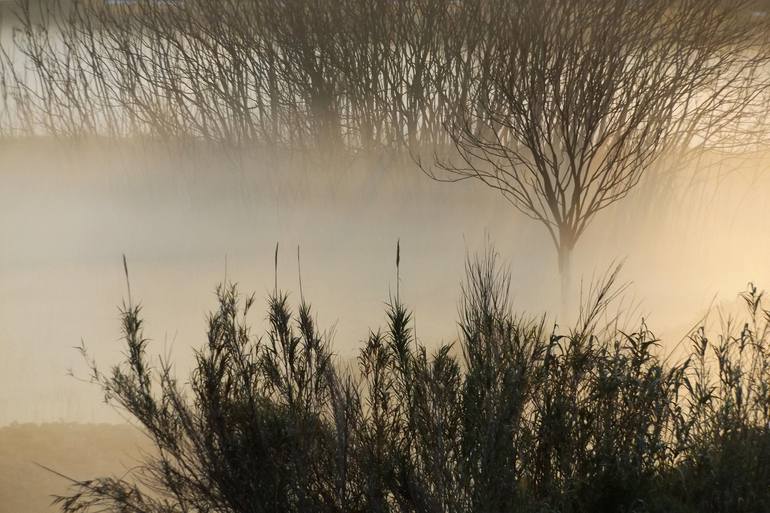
[[54, 250, 770, 513]]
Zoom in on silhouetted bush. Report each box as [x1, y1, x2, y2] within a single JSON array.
[[54, 250, 770, 513]]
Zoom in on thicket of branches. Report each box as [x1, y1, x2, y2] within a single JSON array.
[[2, 0, 768, 153], [54, 250, 770, 513], [0, 0, 502, 149]]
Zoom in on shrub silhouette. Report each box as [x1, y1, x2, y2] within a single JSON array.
[[54, 251, 770, 513]]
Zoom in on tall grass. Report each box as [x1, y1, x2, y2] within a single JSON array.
[[54, 249, 770, 513]]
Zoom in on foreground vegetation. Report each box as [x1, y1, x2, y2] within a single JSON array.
[[50, 249, 770, 513]]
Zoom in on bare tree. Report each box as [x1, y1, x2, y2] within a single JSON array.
[[426, 0, 770, 309]]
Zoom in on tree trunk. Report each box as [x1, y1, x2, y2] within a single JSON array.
[[557, 229, 576, 323]]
